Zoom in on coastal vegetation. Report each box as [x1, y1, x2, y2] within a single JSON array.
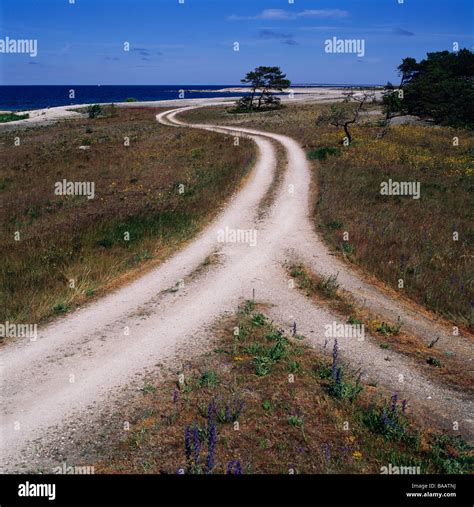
[[91, 303, 471, 474], [87, 104, 103, 118], [235, 66, 290, 112], [0, 112, 29, 123], [394, 49, 474, 129], [0, 106, 255, 325], [182, 98, 474, 328]]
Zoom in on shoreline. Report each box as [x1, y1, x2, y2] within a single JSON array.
[[0, 87, 383, 130]]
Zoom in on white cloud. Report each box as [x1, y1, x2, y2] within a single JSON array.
[[297, 10, 349, 19], [228, 9, 349, 21]]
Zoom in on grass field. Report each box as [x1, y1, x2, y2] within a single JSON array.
[[0, 106, 255, 325], [92, 302, 472, 474], [288, 263, 473, 394], [0, 112, 29, 123], [182, 104, 474, 329]]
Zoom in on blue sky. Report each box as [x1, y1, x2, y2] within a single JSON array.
[[1, 0, 472, 85]]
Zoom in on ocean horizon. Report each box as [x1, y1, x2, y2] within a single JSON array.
[[0, 84, 383, 111]]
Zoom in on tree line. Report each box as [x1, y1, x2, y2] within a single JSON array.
[[236, 48, 473, 138]]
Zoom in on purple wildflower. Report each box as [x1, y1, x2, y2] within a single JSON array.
[[390, 393, 398, 413], [172, 389, 179, 404], [226, 460, 242, 475], [193, 423, 200, 464], [206, 420, 217, 473], [331, 339, 339, 377], [401, 399, 407, 414], [207, 399, 216, 426], [336, 367, 342, 385], [184, 426, 192, 461], [225, 405, 231, 422]]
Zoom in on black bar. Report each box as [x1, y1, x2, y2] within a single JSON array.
[[0, 474, 472, 507]]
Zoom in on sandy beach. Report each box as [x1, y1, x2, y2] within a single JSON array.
[[0, 86, 383, 130]]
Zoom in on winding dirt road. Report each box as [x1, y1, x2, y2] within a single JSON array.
[[1, 104, 472, 472]]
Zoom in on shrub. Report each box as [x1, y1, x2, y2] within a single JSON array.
[[430, 434, 473, 474], [254, 356, 273, 376], [0, 112, 29, 123], [375, 318, 402, 336], [87, 104, 103, 118], [426, 356, 442, 368], [52, 303, 69, 314], [364, 394, 409, 441], [399, 49, 474, 129], [251, 313, 266, 327], [317, 273, 340, 298], [307, 146, 341, 160], [199, 370, 219, 388]]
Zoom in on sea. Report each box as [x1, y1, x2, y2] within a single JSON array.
[[0, 84, 376, 111]]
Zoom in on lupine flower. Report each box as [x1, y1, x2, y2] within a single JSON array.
[[336, 367, 342, 385], [172, 389, 179, 404], [401, 399, 407, 414], [390, 393, 398, 413], [225, 405, 231, 422], [206, 421, 217, 473], [207, 399, 216, 426], [193, 423, 200, 464], [226, 460, 242, 474], [184, 426, 192, 461]]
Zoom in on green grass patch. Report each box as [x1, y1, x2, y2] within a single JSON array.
[[0, 112, 29, 123]]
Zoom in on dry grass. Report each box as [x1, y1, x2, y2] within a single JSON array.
[[182, 104, 474, 329], [0, 106, 255, 324], [91, 302, 472, 474], [287, 263, 474, 395]]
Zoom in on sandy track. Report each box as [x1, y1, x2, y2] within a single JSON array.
[[1, 104, 472, 472]]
